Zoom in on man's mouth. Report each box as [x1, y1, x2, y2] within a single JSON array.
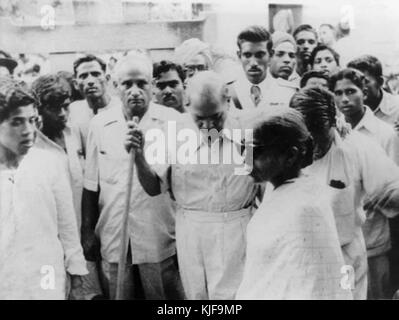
[[163, 96, 176, 103], [339, 105, 353, 113], [128, 98, 143, 105], [279, 66, 292, 73], [86, 88, 98, 94], [248, 69, 262, 75], [20, 139, 34, 148]]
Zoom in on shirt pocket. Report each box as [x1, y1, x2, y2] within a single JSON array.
[[98, 151, 126, 185], [328, 185, 357, 246]]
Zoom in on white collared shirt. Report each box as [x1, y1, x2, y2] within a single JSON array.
[[354, 106, 399, 256], [84, 101, 181, 264], [35, 125, 85, 230], [160, 113, 258, 213], [305, 130, 399, 255], [231, 69, 298, 112], [374, 90, 399, 125], [68, 96, 120, 152], [355, 106, 399, 165], [0, 148, 88, 299]]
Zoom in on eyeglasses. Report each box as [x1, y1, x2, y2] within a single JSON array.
[[184, 64, 208, 77]]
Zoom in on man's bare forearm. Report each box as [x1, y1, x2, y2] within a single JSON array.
[[81, 188, 101, 261], [134, 152, 162, 196]]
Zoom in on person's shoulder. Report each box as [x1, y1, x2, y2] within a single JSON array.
[[380, 90, 399, 116], [275, 77, 299, 91], [69, 99, 88, 113], [91, 105, 121, 128], [28, 147, 67, 171], [344, 130, 387, 160], [150, 102, 184, 122]]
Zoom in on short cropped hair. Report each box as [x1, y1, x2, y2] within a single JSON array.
[[31, 74, 70, 112], [153, 60, 185, 83], [114, 51, 153, 80], [300, 70, 330, 88], [289, 86, 337, 135], [73, 54, 107, 76], [329, 68, 366, 92], [309, 44, 340, 67], [347, 55, 383, 80], [236, 25, 273, 52], [0, 77, 36, 123], [293, 24, 318, 40]]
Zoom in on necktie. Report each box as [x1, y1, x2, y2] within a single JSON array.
[[250, 85, 262, 107]]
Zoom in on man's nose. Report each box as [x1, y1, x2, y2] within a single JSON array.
[[341, 94, 349, 103], [87, 74, 95, 85], [163, 85, 173, 94], [249, 57, 258, 66], [59, 107, 68, 118], [282, 54, 291, 63], [130, 84, 141, 96], [22, 121, 35, 136]]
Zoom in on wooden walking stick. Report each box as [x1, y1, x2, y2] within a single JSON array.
[[115, 116, 139, 300]]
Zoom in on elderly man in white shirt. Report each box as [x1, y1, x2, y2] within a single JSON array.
[[81, 53, 184, 300], [330, 68, 399, 299], [125, 71, 260, 300], [0, 78, 87, 300], [230, 25, 297, 112]]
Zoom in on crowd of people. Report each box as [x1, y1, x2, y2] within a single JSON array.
[[1, 22, 399, 300]]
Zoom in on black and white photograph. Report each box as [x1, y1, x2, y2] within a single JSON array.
[[1, 0, 399, 306]]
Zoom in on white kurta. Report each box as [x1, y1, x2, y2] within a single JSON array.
[[236, 175, 352, 300], [0, 148, 87, 300], [305, 130, 399, 299]]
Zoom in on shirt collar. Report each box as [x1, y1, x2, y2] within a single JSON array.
[[102, 101, 163, 128], [237, 69, 273, 93], [196, 114, 243, 150], [354, 105, 378, 133], [376, 89, 397, 116]]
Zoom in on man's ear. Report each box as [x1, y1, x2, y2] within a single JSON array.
[[112, 80, 118, 89], [285, 146, 300, 168], [105, 74, 111, 82], [72, 78, 79, 91], [237, 50, 241, 59], [222, 84, 230, 101], [377, 76, 384, 87], [362, 86, 369, 98]]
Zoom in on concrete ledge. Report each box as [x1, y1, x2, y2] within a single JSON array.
[[0, 17, 207, 54]]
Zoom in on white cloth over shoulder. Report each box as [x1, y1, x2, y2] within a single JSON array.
[[236, 175, 352, 300], [0, 148, 87, 300]]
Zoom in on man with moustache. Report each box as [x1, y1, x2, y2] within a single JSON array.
[[81, 52, 184, 300], [230, 25, 297, 111], [125, 70, 259, 300], [69, 54, 119, 151], [0, 77, 87, 299], [293, 24, 318, 76], [153, 60, 186, 113]]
